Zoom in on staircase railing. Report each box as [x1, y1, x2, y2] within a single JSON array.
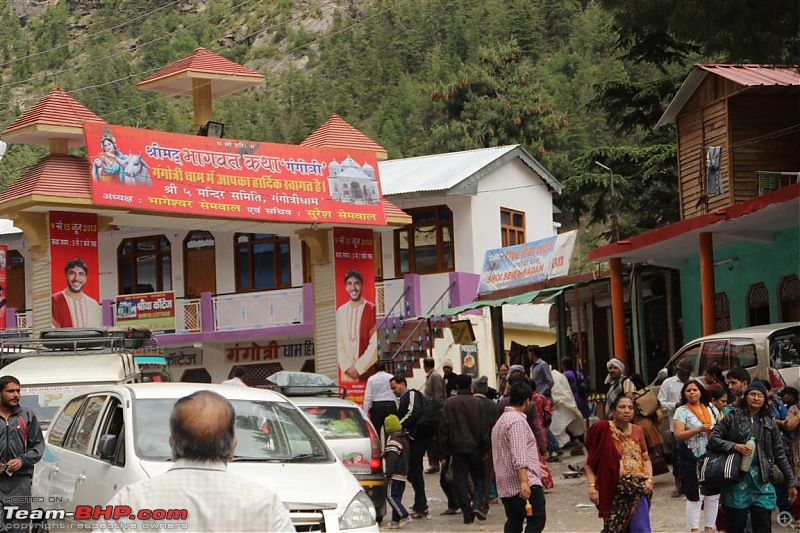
[[389, 280, 456, 365]]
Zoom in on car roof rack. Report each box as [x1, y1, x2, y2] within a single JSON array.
[[0, 326, 153, 361], [264, 371, 347, 397]]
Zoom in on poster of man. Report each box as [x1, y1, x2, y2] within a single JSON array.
[[49, 212, 101, 329], [336, 269, 378, 380], [333, 228, 378, 404], [51, 258, 101, 328]]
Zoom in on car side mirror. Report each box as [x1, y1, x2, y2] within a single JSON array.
[[98, 434, 117, 460], [654, 368, 668, 386]]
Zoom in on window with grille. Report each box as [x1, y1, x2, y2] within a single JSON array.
[[234, 234, 291, 292], [501, 208, 526, 247], [394, 206, 454, 275], [747, 282, 770, 326], [715, 292, 731, 333], [118, 235, 172, 295], [780, 274, 800, 322]]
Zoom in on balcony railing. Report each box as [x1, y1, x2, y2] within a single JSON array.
[[213, 288, 304, 330], [376, 278, 406, 318], [176, 298, 202, 333]]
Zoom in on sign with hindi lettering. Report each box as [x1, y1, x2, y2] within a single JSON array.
[[115, 291, 176, 334], [478, 235, 558, 293], [84, 123, 386, 226]]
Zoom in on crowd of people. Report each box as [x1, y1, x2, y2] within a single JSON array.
[[366, 345, 588, 532], [368, 352, 800, 533]]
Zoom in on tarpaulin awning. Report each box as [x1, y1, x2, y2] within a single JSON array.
[[421, 285, 569, 319]]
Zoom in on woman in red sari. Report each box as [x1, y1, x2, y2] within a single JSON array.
[[585, 396, 654, 532]]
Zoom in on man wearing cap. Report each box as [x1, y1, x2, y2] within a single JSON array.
[[605, 358, 636, 411], [658, 358, 693, 498], [442, 359, 459, 399]]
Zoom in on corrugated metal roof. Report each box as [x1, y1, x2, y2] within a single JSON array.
[[301, 114, 387, 157], [0, 154, 91, 204], [657, 64, 800, 127], [378, 145, 562, 196], [0, 220, 21, 235]]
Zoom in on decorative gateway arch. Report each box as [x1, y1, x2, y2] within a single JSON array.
[[0, 47, 411, 404]]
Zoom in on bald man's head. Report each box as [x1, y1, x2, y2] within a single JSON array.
[[170, 390, 236, 463]]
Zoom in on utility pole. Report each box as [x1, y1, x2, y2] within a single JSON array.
[[595, 161, 620, 242]]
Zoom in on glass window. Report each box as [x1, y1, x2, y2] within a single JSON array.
[[300, 406, 369, 439], [47, 396, 86, 447], [394, 205, 455, 275], [669, 343, 700, 376], [730, 338, 758, 368], [501, 207, 525, 247], [118, 235, 172, 295], [699, 339, 731, 372], [133, 398, 333, 462], [64, 396, 107, 454], [234, 234, 291, 292], [770, 327, 800, 369]]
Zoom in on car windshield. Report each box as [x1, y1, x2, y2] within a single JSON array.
[[300, 406, 370, 439], [133, 398, 333, 462], [770, 327, 800, 369]]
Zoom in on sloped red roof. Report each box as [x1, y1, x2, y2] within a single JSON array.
[[0, 155, 91, 204], [699, 64, 800, 86], [657, 64, 800, 127], [1, 87, 104, 143], [301, 114, 387, 158], [137, 47, 264, 97]]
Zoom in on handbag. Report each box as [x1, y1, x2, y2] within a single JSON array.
[[770, 463, 785, 484], [649, 445, 670, 476], [697, 451, 742, 494], [632, 388, 660, 418]]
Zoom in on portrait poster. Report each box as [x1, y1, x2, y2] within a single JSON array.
[[0, 244, 7, 330], [84, 123, 386, 226], [49, 212, 101, 328], [115, 291, 176, 334], [333, 227, 377, 405]]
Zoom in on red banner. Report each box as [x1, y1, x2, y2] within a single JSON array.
[[85, 123, 386, 225], [49, 212, 101, 328], [0, 244, 7, 330], [334, 228, 377, 405]]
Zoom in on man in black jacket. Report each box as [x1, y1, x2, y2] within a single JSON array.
[[0, 375, 45, 530], [439, 373, 491, 524], [391, 374, 430, 519]]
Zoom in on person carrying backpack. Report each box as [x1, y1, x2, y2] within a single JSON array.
[[0, 375, 45, 531], [391, 374, 431, 519]]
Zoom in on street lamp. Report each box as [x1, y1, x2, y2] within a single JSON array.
[[595, 161, 620, 241]]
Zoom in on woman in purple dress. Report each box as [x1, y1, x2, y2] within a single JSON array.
[[561, 357, 591, 419]]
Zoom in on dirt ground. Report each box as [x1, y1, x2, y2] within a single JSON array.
[[382, 454, 769, 533]]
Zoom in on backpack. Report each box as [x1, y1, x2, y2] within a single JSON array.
[[415, 393, 441, 435]]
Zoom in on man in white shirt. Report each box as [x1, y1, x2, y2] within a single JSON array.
[[105, 390, 294, 532], [657, 358, 693, 498], [362, 359, 397, 442], [221, 366, 248, 387]]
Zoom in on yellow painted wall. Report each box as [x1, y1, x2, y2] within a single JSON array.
[[503, 327, 556, 351]]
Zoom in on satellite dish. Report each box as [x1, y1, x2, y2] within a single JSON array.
[[0, 140, 6, 161]]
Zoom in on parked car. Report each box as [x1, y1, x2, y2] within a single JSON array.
[[32, 383, 378, 532], [291, 396, 387, 524], [0, 328, 145, 431], [266, 371, 387, 525], [652, 322, 800, 390], [651, 322, 800, 447]]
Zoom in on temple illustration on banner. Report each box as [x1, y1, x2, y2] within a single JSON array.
[[327, 156, 380, 205]]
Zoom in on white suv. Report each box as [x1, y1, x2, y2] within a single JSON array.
[[32, 383, 378, 532]]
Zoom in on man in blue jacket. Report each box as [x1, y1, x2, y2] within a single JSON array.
[[0, 375, 45, 530]]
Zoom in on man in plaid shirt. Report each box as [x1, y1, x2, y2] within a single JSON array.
[[492, 381, 546, 533]]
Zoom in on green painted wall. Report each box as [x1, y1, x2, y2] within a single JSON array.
[[680, 225, 800, 342]]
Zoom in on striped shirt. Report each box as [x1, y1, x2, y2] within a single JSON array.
[[492, 406, 542, 498]]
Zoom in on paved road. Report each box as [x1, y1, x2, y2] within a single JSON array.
[[383, 454, 688, 532]]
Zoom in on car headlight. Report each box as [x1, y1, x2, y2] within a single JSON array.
[[339, 490, 376, 530]]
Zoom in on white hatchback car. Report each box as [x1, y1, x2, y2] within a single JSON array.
[[32, 383, 378, 532]]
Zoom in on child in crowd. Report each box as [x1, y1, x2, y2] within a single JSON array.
[[384, 414, 411, 529]]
